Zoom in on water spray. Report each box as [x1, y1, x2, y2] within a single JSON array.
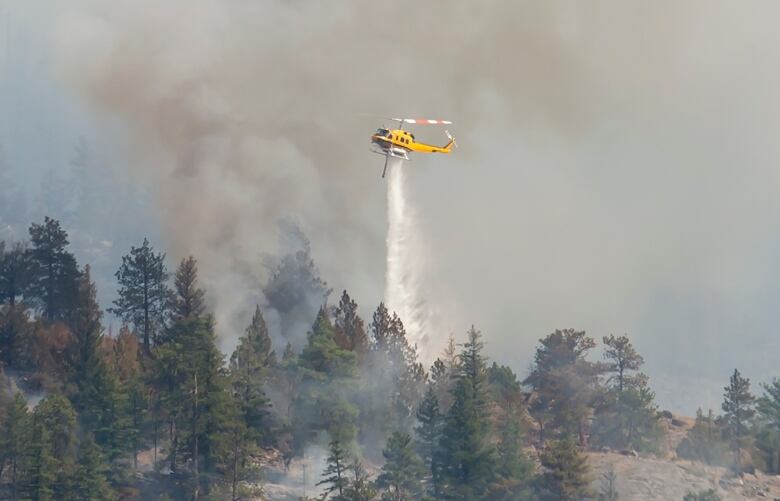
[[384, 160, 428, 349]]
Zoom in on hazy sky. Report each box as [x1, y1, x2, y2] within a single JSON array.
[[4, 1, 780, 413]]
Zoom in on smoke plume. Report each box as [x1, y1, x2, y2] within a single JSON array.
[[44, 0, 780, 411]]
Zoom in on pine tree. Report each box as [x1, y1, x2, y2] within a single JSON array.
[[27, 218, 80, 321], [524, 329, 603, 445], [170, 256, 206, 321], [756, 379, 780, 473], [317, 439, 352, 499], [491, 402, 534, 500], [436, 326, 497, 499], [376, 431, 425, 501], [229, 305, 274, 445], [537, 436, 592, 501], [415, 386, 442, 473], [294, 307, 358, 449], [0, 392, 30, 500], [156, 315, 232, 496], [112, 327, 145, 470], [110, 238, 170, 351], [593, 335, 660, 451], [73, 434, 114, 500], [23, 394, 78, 501], [0, 241, 30, 306], [367, 306, 426, 433], [722, 369, 755, 475], [0, 302, 32, 371], [67, 266, 126, 470], [602, 335, 643, 394], [334, 290, 369, 360]]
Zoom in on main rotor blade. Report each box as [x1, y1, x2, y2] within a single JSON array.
[[390, 118, 453, 125]]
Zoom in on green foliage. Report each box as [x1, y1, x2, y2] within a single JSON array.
[[536, 436, 592, 501], [592, 335, 662, 452], [525, 329, 603, 445], [0, 392, 30, 499], [0, 304, 32, 371], [722, 369, 755, 474], [294, 307, 358, 448], [23, 394, 78, 500], [334, 290, 369, 360], [436, 326, 497, 499], [27, 217, 80, 321], [0, 241, 30, 307], [755, 379, 780, 473], [415, 386, 442, 474], [230, 305, 274, 445], [110, 238, 170, 351], [490, 402, 535, 500], [376, 431, 425, 500], [317, 439, 352, 499], [163, 316, 232, 494], [683, 488, 722, 501], [170, 256, 205, 321], [73, 434, 115, 500], [67, 267, 127, 470]]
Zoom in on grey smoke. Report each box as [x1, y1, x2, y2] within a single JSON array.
[[1, 0, 776, 413]]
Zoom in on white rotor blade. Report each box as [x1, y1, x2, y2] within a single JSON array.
[[391, 118, 452, 125]]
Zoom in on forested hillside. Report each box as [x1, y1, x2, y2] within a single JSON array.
[[1, 218, 779, 500]]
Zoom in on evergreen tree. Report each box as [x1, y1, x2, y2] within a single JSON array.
[[756, 379, 780, 473], [366, 306, 426, 434], [156, 315, 232, 496], [490, 402, 534, 500], [593, 335, 660, 451], [524, 329, 603, 445], [0, 241, 30, 306], [294, 307, 358, 449], [0, 303, 32, 370], [110, 238, 170, 351], [23, 394, 78, 501], [170, 256, 206, 321], [317, 439, 352, 499], [27, 218, 80, 321], [112, 327, 145, 470], [376, 431, 425, 501], [0, 392, 30, 500], [436, 326, 497, 499], [73, 434, 114, 500], [601, 335, 643, 394], [229, 305, 274, 445], [722, 369, 755, 475], [415, 386, 442, 474], [536, 436, 592, 501], [66, 266, 126, 471], [334, 290, 369, 360]]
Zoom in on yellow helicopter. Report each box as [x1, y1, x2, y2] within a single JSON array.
[[370, 118, 457, 177]]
